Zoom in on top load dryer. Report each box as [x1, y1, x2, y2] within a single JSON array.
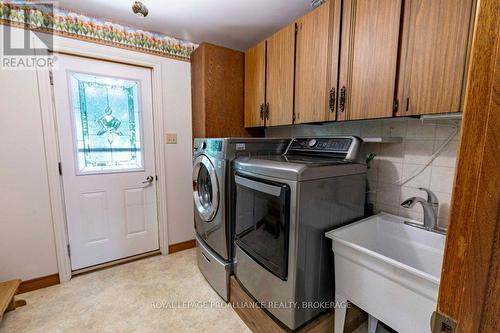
[[232, 136, 366, 329]]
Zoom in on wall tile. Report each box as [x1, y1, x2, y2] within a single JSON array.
[[266, 118, 460, 223], [430, 167, 455, 194], [267, 126, 290, 137], [367, 160, 379, 182], [342, 122, 362, 136], [381, 119, 407, 137], [398, 207, 424, 222], [376, 183, 401, 206], [401, 163, 431, 188], [377, 160, 403, 184], [432, 140, 459, 168], [438, 218, 449, 228], [317, 124, 343, 136], [360, 120, 382, 137], [367, 190, 377, 205], [375, 203, 400, 216], [434, 191, 452, 223], [379, 142, 405, 162], [435, 120, 461, 140], [404, 140, 435, 164], [406, 120, 436, 140]]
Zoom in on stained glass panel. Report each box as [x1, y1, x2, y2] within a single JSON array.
[[69, 73, 143, 174]]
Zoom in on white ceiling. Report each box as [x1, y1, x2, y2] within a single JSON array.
[[57, 0, 314, 50]]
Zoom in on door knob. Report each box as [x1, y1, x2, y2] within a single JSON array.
[[142, 176, 154, 184]]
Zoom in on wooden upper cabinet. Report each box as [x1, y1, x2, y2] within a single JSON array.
[[244, 41, 266, 127], [191, 43, 252, 138], [396, 0, 474, 116], [295, 1, 335, 124], [338, 0, 402, 121], [266, 23, 295, 127]]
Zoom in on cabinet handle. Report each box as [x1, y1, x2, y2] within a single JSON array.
[[339, 86, 346, 113], [265, 102, 270, 120], [259, 103, 264, 120], [329, 88, 336, 113]]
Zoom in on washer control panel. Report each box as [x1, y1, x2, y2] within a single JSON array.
[[289, 137, 353, 153]]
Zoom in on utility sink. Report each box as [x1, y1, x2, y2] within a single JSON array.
[[325, 212, 446, 333]]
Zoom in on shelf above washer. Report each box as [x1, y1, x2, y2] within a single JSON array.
[[362, 137, 403, 143]]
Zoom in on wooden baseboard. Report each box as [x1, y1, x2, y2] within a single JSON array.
[[17, 274, 60, 294], [230, 276, 366, 333], [168, 239, 196, 254]]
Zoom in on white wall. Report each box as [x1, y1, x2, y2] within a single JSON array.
[[0, 27, 194, 281], [161, 59, 196, 244], [0, 32, 59, 280], [266, 117, 460, 227]]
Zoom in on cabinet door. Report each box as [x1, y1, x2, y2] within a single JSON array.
[[294, 1, 332, 124], [338, 0, 402, 120], [244, 41, 266, 127], [396, 0, 474, 116], [327, 0, 342, 122], [266, 23, 295, 126]]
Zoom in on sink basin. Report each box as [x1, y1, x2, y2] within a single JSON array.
[[325, 212, 446, 333]]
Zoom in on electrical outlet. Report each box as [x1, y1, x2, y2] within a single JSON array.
[[165, 133, 177, 144]]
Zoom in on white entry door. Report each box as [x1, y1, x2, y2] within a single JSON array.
[[53, 54, 159, 270]]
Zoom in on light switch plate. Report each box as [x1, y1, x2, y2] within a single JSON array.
[[165, 133, 177, 144]]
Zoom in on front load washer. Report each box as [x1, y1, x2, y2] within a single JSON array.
[[233, 136, 366, 329], [192, 138, 289, 301]]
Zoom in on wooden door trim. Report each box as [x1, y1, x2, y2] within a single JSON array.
[[436, 0, 499, 331]]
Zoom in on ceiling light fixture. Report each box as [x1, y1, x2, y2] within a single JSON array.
[[311, 0, 326, 9], [132, 1, 149, 17]]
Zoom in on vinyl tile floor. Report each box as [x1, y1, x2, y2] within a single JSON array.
[[0, 248, 250, 333]]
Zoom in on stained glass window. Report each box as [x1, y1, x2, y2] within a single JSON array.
[[69, 73, 144, 174]]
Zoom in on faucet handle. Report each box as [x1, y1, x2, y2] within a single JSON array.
[[419, 187, 439, 205]]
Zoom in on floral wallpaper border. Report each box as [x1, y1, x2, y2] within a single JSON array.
[[0, 2, 198, 61]]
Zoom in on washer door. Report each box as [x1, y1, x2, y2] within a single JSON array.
[[193, 155, 219, 222]]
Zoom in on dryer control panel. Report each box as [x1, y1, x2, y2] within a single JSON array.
[[286, 136, 364, 163], [289, 137, 353, 153]]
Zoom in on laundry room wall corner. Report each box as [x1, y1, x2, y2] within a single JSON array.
[[161, 58, 196, 246]]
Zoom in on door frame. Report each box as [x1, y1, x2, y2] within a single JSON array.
[[434, 0, 499, 331], [34, 34, 170, 282]]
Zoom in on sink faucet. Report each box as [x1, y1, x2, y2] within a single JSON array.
[[401, 188, 442, 233]]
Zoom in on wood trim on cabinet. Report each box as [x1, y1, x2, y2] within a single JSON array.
[[17, 274, 60, 294], [168, 239, 196, 254], [327, 0, 343, 122], [191, 44, 206, 138], [436, 0, 499, 331], [337, 0, 354, 121]]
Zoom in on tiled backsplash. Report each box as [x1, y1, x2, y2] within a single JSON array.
[[266, 118, 461, 227]]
